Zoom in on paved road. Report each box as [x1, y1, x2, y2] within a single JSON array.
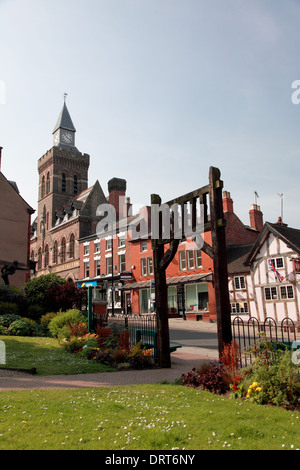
[[0, 319, 219, 391]]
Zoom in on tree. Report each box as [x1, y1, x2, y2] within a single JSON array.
[[24, 274, 66, 312]]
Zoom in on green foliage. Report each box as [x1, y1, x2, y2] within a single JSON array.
[[9, 319, 33, 337], [26, 304, 45, 320], [40, 312, 58, 324], [0, 302, 20, 316], [24, 274, 66, 312], [0, 285, 27, 314], [0, 313, 22, 327], [48, 309, 86, 338]]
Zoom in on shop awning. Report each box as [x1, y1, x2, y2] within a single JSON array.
[[119, 272, 213, 290]]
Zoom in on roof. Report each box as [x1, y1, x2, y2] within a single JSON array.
[[245, 221, 300, 265], [53, 102, 76, 134], [227, 244, 253, 274]]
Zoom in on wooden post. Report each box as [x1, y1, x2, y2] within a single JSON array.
[[209, 167, 232, 355], [151, 194, 171, 368]]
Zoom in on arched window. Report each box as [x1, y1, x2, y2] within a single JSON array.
[[74, 175, 78, 194], [52, 241, 58, 264], [38, 248, 42, 270], [41, 176, 45, 198], [62, 173, 66, 192], [69, 234, 75, 259], [30, 250, 34, 261], [44, 245, 49, 269], [46, 172, 50, 194], [61, 238, 66, 263]]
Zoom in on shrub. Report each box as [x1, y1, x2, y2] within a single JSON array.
[[0, 302, 20, 316], [181, 361, 229, 395], [128, 341, 153, 370], [245, 350, 299, 408], [0, 285, 27, 314], [26, 304, 45, 321], [24, 274, 66, 312], [40, 312, 58, 324], [67, 321, 88, 338], [48, 309, 86, 338], [9, 319, 33, 337], [45, 282, 86, 312], [0, 313, 22, 327]]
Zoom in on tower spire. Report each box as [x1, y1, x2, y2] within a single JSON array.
[[52, 95, 76, 149]]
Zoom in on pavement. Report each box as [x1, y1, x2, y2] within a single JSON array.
[[0, 319, 219, 391]]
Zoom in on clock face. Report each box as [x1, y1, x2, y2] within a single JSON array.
[[53, 133, 59, 145], [61, 131, 73, 144]]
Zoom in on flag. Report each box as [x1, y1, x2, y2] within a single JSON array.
[[268, 260, 284, 282]]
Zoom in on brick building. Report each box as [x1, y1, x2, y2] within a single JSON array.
[[30, 100, 107, 281], [0, 147, 35, 287], [78, 185, 264, 321]]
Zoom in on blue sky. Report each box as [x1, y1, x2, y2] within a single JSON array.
[[1, 0, 300, 228]]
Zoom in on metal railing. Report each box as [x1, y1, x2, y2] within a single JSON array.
[[231, 316, 300, 367]]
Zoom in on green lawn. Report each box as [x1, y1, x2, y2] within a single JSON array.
[[0, 335, 114, 375], [0, 384, 299, 450]]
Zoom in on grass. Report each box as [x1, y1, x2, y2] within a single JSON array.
[[0, 384, 299, 450], [0, 335, 114, 375]]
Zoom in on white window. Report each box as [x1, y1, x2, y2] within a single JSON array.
[[119, 253, 126, 272], [106, 257, 112, 275], [179, 251, 186, 270], [84, 261, 90, 278], [187, 250, 195, 269], [195, 249, 202, 268], [141, 258, 147, 276], [84, 244, 89, 256], [280, 285, 294, 300], [118, 235, 126, 248], [147, 257, 153, 275], [95, 259, 100, 277], [234, 276, 246, 290], [264, 286, 278, 301], [94, 241, 100, 253], [231, 302, 249, 314], [141, 241, 147, 252], [106, 238, 112, 251], [268, 257, 284, 270]]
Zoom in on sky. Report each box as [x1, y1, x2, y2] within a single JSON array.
[[1, 0, 300, 228]]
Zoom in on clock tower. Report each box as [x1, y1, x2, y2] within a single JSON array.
[[52, 96, 77, 150]]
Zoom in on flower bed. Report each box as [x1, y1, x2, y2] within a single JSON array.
[[180, 339, 300, 410], [61, 322, 154, 370]]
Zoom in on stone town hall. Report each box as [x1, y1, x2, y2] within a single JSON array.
[[30, 100, 107, 282]]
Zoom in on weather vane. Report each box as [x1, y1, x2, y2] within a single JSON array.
[[64, 92, 68, 103]]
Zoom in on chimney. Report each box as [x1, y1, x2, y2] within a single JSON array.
[[249, 204, 263, 232], [108, 177, 127, 221], [0, 146, 3, 172], [222, 191, 234, 213]]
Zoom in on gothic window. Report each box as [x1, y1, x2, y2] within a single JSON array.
[[46, 172, 50, 194], [53, 241, 58, 264], [41, 176, 45, 198], [69, 234, 75, 259], [62, 173, 66, 192], [61, 238, 66, 263], [46, 212, 49, 230], [38, 248, 42, 270], [74, 175, 78, 194], [44, 245, 49, 269]]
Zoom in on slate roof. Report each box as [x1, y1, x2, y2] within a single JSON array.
[[244, 222, 300, 265], [227, 244, 254, 274], [53, 102, 76, 133]]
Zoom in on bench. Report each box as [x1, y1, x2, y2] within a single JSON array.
[[135, 329, 182, 362]]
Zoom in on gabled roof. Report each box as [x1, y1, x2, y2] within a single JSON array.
[[244, 222, 300, 266], [227, 244, 254, 274], [53, 102, 76, 134]]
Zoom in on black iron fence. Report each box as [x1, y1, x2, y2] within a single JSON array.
[[231, 316, 300, 367], [92, 313, 157, 358]]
